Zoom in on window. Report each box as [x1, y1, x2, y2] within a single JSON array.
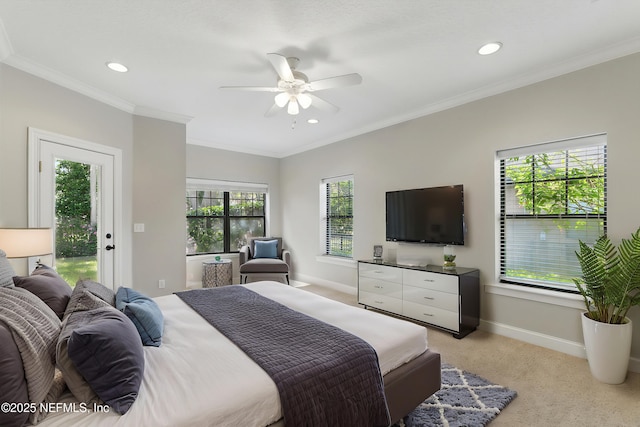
[[320, 175, 354, 258], [497, 134, 606, 292], [186, 179, 267, 255]]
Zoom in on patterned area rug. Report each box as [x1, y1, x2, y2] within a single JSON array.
[[393, 364, 517, 427]]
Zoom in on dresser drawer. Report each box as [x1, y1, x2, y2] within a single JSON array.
[[359, 291, 402, 314], [403, 300, 460, 332], [359, 278, 403, 299], [403, 285, 458, 311], [358, 263, 403, 284], [403, 269, 458, 293]]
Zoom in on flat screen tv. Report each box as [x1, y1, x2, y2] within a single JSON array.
[[386, 185, 465, 245]]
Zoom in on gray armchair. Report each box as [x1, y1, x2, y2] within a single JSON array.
[[239, 237, 291, 285]]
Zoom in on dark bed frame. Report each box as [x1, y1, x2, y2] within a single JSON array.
[[268, 348, 441, 427], [384, 349, 441, 423]]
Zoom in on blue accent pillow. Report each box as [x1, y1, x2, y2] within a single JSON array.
[[116, 287, 164, 347], [254, 239, 278, 259], [67, 307, 144, 415]]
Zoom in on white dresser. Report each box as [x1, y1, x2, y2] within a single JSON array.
[[358, 260, 480, 338]]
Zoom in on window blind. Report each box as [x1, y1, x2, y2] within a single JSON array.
[[186, 178, 268, 194], [322, 175, 354, 258], [498, 134, 607, 291]]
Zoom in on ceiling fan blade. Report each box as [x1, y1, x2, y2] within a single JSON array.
[[220, 86, 281, 92], [267, 53, 294, 82], [264, 103, 281, 117], [307, 73, 362, 91], [307, 93, 339, 112]]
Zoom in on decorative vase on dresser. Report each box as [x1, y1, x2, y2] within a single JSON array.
[[357, 260, 480, 339]]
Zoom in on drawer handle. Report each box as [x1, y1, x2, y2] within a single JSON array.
[[374, 285, 383, 289], [374, 270, 384, 274], [423, 296, 434, 300], [374, 300, 384, 304], [423, 279, 435, 282], [422, 313, 434, 317]]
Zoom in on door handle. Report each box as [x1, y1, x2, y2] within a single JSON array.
[[105, 245, 115, 251]]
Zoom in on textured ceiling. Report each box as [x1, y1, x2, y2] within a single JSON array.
[[1, 0, 640, 157]]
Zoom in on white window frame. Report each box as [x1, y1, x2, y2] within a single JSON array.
[[319, 174, 354, 260], [496, 133, 607, 292], [186, 178, 269, 254]]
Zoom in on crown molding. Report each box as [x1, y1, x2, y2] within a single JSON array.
[[134, 106, 193, 125], [3, 54, 136, 113], [187, 137, 285, 158], [0, 18, 13, 61]]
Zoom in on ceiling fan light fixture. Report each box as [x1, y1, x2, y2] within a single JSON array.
[[297, 93, 312, 109], [275, 92, 289, 107], [478, 42, 502, 55], [287, 99, 299, 115]]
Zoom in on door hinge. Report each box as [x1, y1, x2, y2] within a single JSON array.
[[39, 161, 42, 173]]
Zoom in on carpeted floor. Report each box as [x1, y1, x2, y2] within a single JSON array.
[[393, 364, 517, 427]]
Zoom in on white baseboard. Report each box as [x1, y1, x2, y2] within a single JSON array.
[[480, 319, 640, 373]]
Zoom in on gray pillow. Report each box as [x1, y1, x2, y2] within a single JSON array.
[[64, 279, 115, 319], [13, 266, 72, 319], [56, 296, 113, 404], [67, 307, 144, 415], [0, 249, 16, 287], [0, 321, 29, 427]]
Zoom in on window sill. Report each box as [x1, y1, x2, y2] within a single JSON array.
[[485, 282, 585, 310], [316, 255, 357, 268]]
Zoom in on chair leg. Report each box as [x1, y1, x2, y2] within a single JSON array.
[[285, 274, 290, 285]]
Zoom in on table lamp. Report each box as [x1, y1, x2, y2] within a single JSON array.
[[0, 228, 53, 270]]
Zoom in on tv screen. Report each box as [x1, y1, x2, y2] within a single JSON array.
[[386, 185, 464, 245]]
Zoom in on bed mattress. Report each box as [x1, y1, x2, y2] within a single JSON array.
[[38, 281, 429, 427]]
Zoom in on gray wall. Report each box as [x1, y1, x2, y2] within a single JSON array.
[[133, 116, 186, 297], [280, 53, 640, 364]]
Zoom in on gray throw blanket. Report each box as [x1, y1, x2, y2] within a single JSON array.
[[177, 286, 390, 427], [0, 286, 65, 424]]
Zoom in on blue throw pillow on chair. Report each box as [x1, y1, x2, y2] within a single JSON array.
[[253, 239, 278, 259]]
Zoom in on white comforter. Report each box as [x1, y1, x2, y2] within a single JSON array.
[[38, 281, 428, 427]]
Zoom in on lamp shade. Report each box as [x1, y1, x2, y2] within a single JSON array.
[[0, 228, 53, 258]]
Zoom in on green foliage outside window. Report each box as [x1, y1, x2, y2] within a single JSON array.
[[326, 180, 353, 257], [505, 152, 605, 216], [186, 191, 265, 254], [502, 146, 606, 287], [55, 160, 97, 258]]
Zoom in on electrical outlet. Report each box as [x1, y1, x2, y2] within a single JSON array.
[[158, 279, 166, 289]]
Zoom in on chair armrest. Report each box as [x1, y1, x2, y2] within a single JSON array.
[[282, 249, 291, 267], [239, 245, 250, 265]]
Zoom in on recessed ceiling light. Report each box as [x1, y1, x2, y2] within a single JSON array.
[[307, 119, 319, 124], [478, 42, 502, 56], [106, 62, 128, 72]]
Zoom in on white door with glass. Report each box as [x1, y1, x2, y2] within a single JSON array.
[[29, 130, 120, 289]]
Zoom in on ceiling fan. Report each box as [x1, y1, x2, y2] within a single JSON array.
[[220, 53, 362, 116]]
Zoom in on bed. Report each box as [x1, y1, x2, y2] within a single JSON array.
[[1, 279, 440, 427]]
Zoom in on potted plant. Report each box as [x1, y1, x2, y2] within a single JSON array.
[[573, 227, 640, 384]]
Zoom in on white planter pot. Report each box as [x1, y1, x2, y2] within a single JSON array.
[[581, 312, 633, 384]]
